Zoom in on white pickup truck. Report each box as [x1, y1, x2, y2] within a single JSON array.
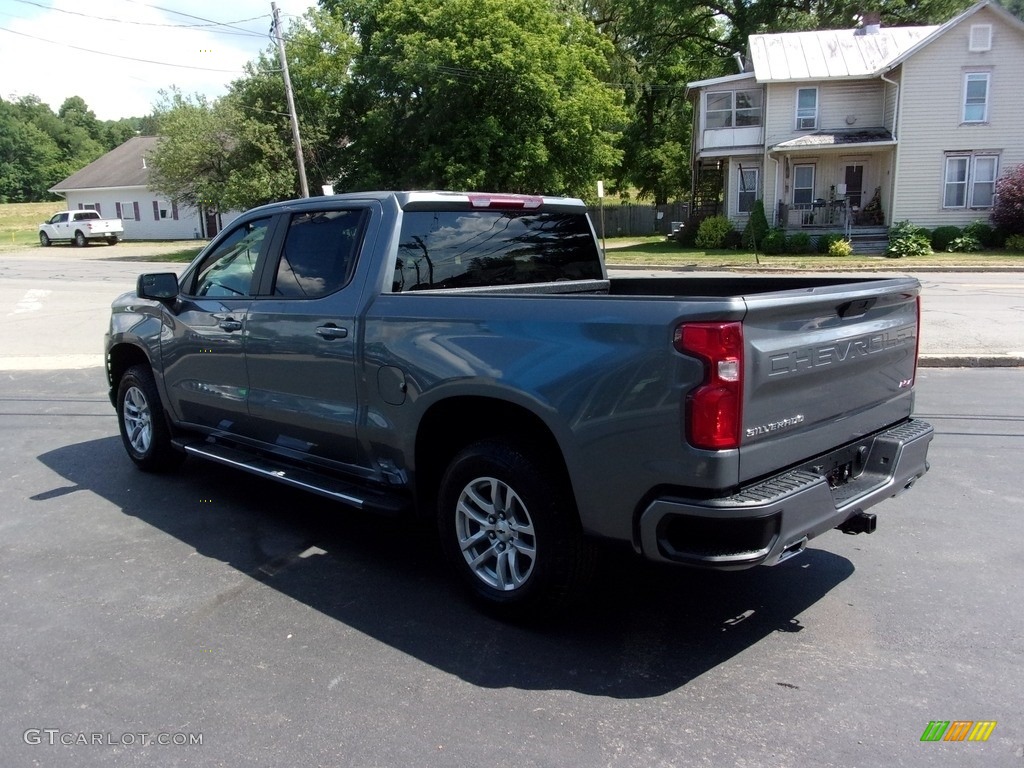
[[39, 210, 123, 247]]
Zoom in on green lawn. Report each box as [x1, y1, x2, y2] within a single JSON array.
[[0, 201, 60, 249], [604, 235, 1024, 269]]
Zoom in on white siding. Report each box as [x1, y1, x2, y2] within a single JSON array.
[[63, 188, 242, 240], [765, 80, 886, 148], [892, 5, 1024, 226]]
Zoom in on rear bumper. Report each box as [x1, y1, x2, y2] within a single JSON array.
[[638, 419, 933, 568]]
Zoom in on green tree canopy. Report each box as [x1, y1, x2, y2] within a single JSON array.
[[328, 0, 624, 196]]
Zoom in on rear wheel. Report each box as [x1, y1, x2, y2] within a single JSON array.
[[39, 232, 51, 247], [73, 230, 87, 248], [116, 364, 183, 472], [107, 236, 119, 245], [437, 439, 593, 619]]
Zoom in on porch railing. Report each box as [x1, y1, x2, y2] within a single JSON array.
[[780, 200, 852, 238]]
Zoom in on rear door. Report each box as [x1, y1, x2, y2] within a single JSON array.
[[243, 204, 374, 472], [740, 278, 920, 481]]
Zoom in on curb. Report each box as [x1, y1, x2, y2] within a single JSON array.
[[918, 354, 1024, 368]]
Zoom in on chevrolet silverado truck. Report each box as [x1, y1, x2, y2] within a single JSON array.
[[40, 210, 123, 247], [105, 191, 933, 616]]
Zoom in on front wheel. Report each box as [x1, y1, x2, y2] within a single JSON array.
[[39, 232, 51, 247], [116, 365, 183, 472], [437, 439, 593, 619], [73, 230, 87, 247]]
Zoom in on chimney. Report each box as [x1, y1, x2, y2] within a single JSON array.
[[861, 10, 882, 34]]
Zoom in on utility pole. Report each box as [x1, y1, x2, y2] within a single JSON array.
[[272, 2, 309, 197]]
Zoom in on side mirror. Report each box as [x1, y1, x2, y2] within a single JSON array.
[[137, 273, 179, 301]]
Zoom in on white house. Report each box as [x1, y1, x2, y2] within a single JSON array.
[[686, 0, 1024, 234], [48, 136, 240, 240]]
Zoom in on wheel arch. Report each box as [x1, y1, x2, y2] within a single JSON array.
[[414, 396, 575, 520], [107, 342, 154, 399]]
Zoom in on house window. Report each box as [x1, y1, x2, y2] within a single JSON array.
[[963, 73, 990, 123], [796, 88, 818, 130], [737, 168, 759, 213], [120, 202, 136, 221], [944, 153, 998, 208], [706, 91, 734, 129], [793, 165, 815, 206], [705, 89, 763, 129], [969, 24, 992, 52]]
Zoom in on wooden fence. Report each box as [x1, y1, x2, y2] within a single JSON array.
[[589, 202, 690, 239]]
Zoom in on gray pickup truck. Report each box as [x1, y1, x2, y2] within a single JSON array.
[[105, 191, 932, 616]]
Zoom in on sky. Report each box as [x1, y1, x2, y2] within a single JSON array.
[[0, 0, 319, 121]]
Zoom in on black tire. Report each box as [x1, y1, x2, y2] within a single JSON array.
[[107, 236, 119, 245], [73, 230, 87, 248], [116, 364, 183, 472], [39, 232, 51, 247], [437, 439, 594, 619]]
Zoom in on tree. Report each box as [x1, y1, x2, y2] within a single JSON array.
[[0, 99, 61, 202], [327, 0, 624, 196], [991, 164, 1024, 236], [148, 89, 295, 216], [230, 7, 358, 193]]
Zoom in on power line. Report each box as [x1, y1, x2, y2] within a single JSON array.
[[118, 0, 269, 37], [0, 25, 243, 73], [10, 0, 270, 37]]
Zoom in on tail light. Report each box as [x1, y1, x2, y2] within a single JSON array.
[[674, 321, 743, 450], [467, 194, 543, 210], [913, 295, 921, 385]]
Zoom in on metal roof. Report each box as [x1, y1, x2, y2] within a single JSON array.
[[749, 26, 939, 82], [770, 128, 896, 152], [49, 136, 159, 193]]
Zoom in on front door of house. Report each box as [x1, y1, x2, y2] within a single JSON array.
[[844, 164, 864, 209]]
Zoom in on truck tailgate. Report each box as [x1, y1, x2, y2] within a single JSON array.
[[740, 278, 920, 483]]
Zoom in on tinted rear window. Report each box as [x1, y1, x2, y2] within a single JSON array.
[[394, 210, 600, 292]]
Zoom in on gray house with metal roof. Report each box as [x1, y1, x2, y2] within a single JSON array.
[[686, 0, 1024, 237], [49, 136, 238, 240]]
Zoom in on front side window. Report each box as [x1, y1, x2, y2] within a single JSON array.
[[272, 209, 367, 298], [189, 217, 272, 297], [963, 73, 989, 123], [793, 165, 815, 206], [796, 88, 818, 130], [738, 168, 759, 213], [394, 210, 601, 292], [50, 213, 68, 224]]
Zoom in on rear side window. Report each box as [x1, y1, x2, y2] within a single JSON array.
[[393, 210, 601, 292], [272, 209, 367, 298], [75, 211, 100, 221]]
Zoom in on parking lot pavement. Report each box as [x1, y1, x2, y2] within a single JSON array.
[[1, 367, 1023, 766]]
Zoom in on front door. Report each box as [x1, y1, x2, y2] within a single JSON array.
[[161, 216, 275, 434], [844, 164, 864, 209]]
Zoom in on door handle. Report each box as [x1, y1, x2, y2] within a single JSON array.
[[212, 314, 243, 332], [315, 324, 348, 340]]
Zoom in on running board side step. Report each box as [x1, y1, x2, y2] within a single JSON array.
[[177, 440, 409, 516]]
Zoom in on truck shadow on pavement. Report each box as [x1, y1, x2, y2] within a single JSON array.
[[38, 436, 855, 700]]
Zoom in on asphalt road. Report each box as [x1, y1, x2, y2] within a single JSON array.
[[1, 367, 1022, 767], [1, 249, 1022, 369]]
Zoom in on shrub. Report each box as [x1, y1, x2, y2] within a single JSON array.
[[742, 199, 770, 249], [815, 233, 843, 253], [1006, 234, 1024, 252], [992, 163, 1024, 236], [828, 239, 854, 257], [695, 215, 733, 249], [887, 220, 932, 258], [930, 225, 962, 252], [722, 229, 744, 249], [786, 231, 812, 254], [675, 215, 702, 247], [761, 228, 786, 255], [963, 220, 995, 248], [947, 234, 982, 252]]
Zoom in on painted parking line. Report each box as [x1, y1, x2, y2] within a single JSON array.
[[9, 289, 52, 315]]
